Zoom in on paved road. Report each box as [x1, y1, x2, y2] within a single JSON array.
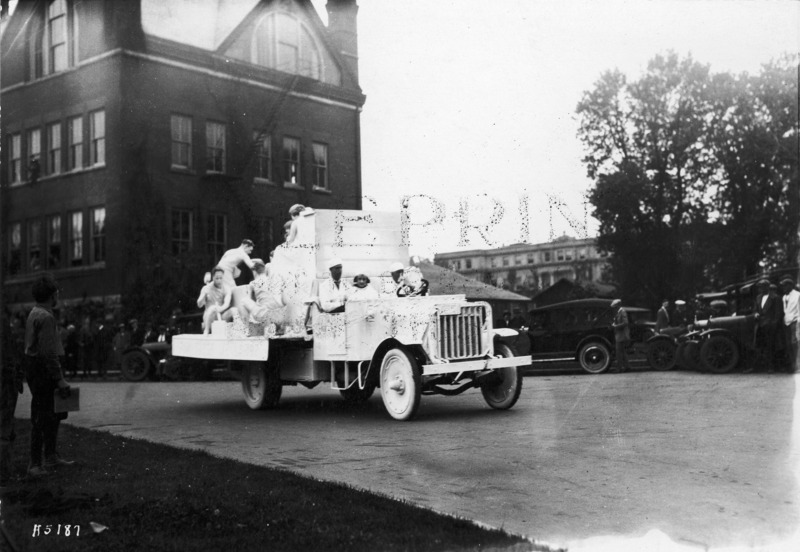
[[18, 369, 800, 550]]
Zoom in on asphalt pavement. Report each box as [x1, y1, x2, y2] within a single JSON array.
[[14, 367, 800, 551]]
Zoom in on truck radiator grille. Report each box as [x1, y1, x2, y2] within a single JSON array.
[[437, 306, 485, 359]]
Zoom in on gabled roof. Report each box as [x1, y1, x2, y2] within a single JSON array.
[[419, 262, 531, 303], [141, 0, 261, 51]]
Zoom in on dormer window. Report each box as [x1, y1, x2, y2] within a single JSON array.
[[29, 0, 75, 80], [225, 10, 341, 86]]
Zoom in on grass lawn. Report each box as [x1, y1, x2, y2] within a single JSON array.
[[1, 421, 555, 552]]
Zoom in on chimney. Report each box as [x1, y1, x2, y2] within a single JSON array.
[[325, 0, 358, 83]]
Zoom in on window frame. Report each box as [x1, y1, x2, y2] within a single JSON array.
[[8, 222, 22, 276], [28, 218, 42, 272], [68, 210, 83, 266], [206, 213, 227, 259], [311, 141, 328, 190], [8, 133, 22, 185], [46, 213, 62, 269], [47, 0, 68, 74], [89, 109, 105, 166], [90, 206, 106, 264], [254, 132, 272, 182], [67, 115, 83, 171], [47, 121, 62, 175], [171, 114, 193, 170], [205, 121, 226, 174], [171, 209, 193, 255], [282, 136, 301, 187]]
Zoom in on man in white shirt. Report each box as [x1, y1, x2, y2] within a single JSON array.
[[781, 277, 800, 373], [319, 258, 350, 313]]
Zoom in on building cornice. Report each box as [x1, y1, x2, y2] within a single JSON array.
[[2, 47, 365, 112]]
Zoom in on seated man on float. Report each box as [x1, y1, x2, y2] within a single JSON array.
[[234, 259, 285, 325], [197, 266, 233, 334], [318, 258, 350, 313]]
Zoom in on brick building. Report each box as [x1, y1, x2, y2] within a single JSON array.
[[0, 0, 365, 318], [433, 236, 610, 296]]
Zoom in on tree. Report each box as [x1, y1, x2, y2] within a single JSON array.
[[577, 52, 799, 305]]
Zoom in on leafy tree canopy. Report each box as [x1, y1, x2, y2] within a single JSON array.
[[576, 52, 799, 306]]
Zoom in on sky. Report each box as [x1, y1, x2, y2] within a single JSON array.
[[312, 0, 799, 259]]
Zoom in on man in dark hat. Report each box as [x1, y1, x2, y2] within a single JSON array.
[[610, 299, 631, 373], [754, 279, 782, 372], [781, 277, 799, 373]]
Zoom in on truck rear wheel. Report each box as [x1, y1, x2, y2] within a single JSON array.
[[701, 335, 740, 374], [379, 348, 421, 421], [480, 343, 523, 410], [241, 362, 282, 410]]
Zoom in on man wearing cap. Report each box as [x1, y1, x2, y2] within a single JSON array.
[[781, 278, 799, 373], [673, 300, 689, 330], [610, 299, 631, 372], [754, 279, 782, 372], [319, 258, 350, 313]]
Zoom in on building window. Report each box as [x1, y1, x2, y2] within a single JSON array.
[[47, 122, 61, 175], [503, 257, 510, 267], [171, 209, 193, 255], [466, 259, 473, 269], [8, 223, 22, 276], [205, 122, 226, 173], [90, 207, 106, 263], [171, 115, 193, 169], [516, 255, 523, 266], [46, 214, 61, 269], [254, 132, 271, 181], [207, 213, 227, 259], [544, 251, 552, 262], [252, 12, 321, 80], [47, 0, 68, 73], [89, 109, 105, 166], [490, 257, 497, 268], [69, 210, 83, 266], [282, 137, 300, 186], [565, 249, 574, 261], [254, 217, 274, 252], [527, 253, 534, 264], [557, 250, 565, 261], [8, 133, 22, 184], [28, 128, 42, 163], [28, 219, 42, 272], [68, 115, 83, 170], [579, 248, 587, 260], [312, 142, 328, 190]]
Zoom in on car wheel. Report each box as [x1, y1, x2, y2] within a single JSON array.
[[700, 335, 740, 374], [646, 339, 677, 371], [578, 341, 611, 374], [340, 380, 377, 403], [121, 350, 151, 382], [241, 361, 282, 410], [379, 348, 422, 421], [480, 343, 523, 410]]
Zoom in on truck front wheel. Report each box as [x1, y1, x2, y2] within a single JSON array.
[[480, 343, 523, 410], [241, 362, 282, 410], [379, 348, 422, 421]]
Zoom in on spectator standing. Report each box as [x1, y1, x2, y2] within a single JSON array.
[[611, 299, 631, 373], [23, 273, 74, 477], [496, 311, 513, 328], [754, 279, 783, 372], [111, 323, 131, 371], [655, 300, 670, 334], [77, 317, 93, 378], [781, 278, 799, 373], [94, 315, 114, 379], [129, 318, 145, 347], [1, 312, 25, 488], [143, 322, 157, 344]]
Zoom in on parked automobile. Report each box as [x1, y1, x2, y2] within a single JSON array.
[[120, 313, 219, 381], [527, 298, 654, 374]]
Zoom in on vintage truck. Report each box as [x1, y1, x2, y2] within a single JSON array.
[[171, 209, 531, 420]]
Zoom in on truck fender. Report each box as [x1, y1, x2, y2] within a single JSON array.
[[492, 328, 518, 338], [575, 335, 614, 360], [368, 339, 426, 384], [698, 328, 738, 343], [646, 334, 676, 345]]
